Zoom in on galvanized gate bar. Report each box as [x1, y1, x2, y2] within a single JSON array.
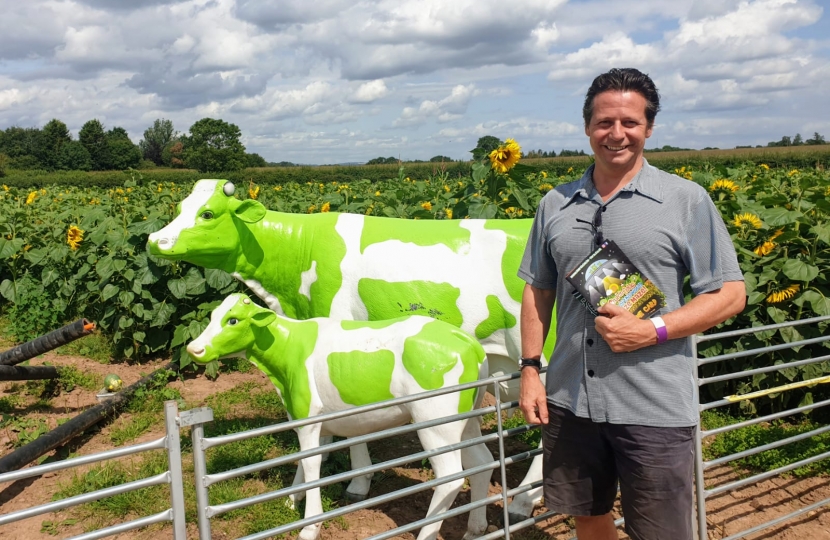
[[0, 472, 170, 525], [704, 424, 830, 469], [697, 334, 830, 366], [205, 405, 496, 486], [719, 495, 830, 540], [702, 397, 830, 437], [66, 510, 174, 540], [694, 315, 830, 343], [705, 448, 830, 497], [699, 353, 830, 386], [164, 401, 187, 539], [0, 436, 167, 485]]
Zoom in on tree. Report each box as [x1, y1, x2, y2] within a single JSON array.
[[106, 127, 142, 170], [429, 155, 453, 162], [245, 152, 267, 168], [162, 141, 185, 168], [366, 156, 397, 165], [40, 119, 71, 169], [806, 132, 826, 145], [470, 135, 502, 161], [1, 127, 44, 165], [79, 119, 111, 170], [793, 133, 803, 146], [139, 119, 177, 166], [57, 141, 92, 171], [181, 118, 247, 173]]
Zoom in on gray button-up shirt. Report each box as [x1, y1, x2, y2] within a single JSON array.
[[518, 160, 743, 427]]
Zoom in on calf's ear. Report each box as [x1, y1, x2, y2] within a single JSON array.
[[234, 200, 267, 223], [251, 310, 277, 327]]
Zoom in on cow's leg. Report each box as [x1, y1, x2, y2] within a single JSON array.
[[459, 420, 493, 540], [506, 445, 544, 523], [345, 443, 373, 501], [414, 421, 467, 540], [289, 464, 305, 509], [296, 423, 325, 540]]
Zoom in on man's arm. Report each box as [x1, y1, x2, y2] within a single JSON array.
[[519, 283, 556, 424], [595, 280, 746, 353]]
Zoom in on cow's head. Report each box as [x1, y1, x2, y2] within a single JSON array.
[[147, 179, 267, 268], [186, 293, 276, 364]]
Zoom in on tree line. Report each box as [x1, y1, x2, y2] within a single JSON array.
[[766, 132, 826, 147], [0, 117, 267, 174]]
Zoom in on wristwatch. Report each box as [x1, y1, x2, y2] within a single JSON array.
[[520, 357, 542, 370]]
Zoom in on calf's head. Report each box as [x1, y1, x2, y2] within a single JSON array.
[[148, 179, 267, 268], [187, 293, 276, 364]]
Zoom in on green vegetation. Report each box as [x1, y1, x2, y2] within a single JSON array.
[[701, 410, 830, 478]]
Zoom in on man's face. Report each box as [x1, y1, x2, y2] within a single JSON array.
[[585, 90, 653, 175]]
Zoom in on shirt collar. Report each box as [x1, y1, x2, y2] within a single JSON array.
[[560, 158, 664, 209]]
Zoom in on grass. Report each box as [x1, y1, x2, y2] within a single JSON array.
[[701, 410, 830, 478], [54, 330, 114, 363], [51, 379, 349, 537]]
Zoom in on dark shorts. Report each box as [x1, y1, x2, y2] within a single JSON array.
[[542, 405, 695, 540]]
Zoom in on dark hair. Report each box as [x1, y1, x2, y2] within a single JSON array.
[[582, 68, 661, 127]]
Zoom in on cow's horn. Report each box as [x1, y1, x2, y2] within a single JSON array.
[[223, 182, 235, 196]]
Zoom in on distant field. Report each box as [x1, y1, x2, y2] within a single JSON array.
[[2, 144, 828, 188]]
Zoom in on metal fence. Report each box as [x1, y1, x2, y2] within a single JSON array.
[[187, 370, 556, 540], [0, 401, 187, 540], [693, 314, 830, 540]]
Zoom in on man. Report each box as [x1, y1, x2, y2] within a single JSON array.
[[517, 68, 745, 540]]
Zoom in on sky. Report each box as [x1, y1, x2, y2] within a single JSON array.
[[0, 0, 828, 165]]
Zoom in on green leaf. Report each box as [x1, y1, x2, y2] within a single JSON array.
[[204, 360, 219, 379], [810, 224, 830, 245], [112, 258, 127, 272], [41, 268, 60, 288], [205, 268, 234, 290], [24, 247, 49, 266], [96, 255, 115, 280], [747, 291, 767, 305], [798, 392, 813, 408], [511, 185, 530, 211], [171, 324, 189, 347], [0, 279, 15, 302], [168, 279, 187, 299], [119, 291, 135, 306], [781, 259, 819, 282], [183, 267, 206, 296], [145, 330, 170, 352], [468, 201, 497, 219], [801, 290, 830, 316], [102, 284, 120, 301], [760, 207, 802, 226], [132, 303, 146, 319], [118, 316, 134, 330], [151, 302, 177, 328], [471, 162, 489, 183], [188, 319, 207, 339], [0, 237, 24, 259]]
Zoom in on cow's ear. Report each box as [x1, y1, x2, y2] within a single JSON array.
[[251, 310, 276, 328], [234, 200, 267, 223]]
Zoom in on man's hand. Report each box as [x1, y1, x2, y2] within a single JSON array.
[[594, 303, 656, 352], [519, 369, 549, 424]]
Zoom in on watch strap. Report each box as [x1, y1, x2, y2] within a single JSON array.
[[520, 357, 542, 370]]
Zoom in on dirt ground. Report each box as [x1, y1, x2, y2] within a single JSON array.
[[0, 352, 829, 540]]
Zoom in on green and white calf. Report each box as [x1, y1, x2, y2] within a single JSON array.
[[148, 178, 551, 520], [187, 293, 493, 540]]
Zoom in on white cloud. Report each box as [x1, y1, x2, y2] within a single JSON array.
[[393, 84, 477, 127], [351, 80, 389, 103]]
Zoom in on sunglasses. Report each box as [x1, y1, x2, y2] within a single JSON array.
[[576, 205, 606, 246]]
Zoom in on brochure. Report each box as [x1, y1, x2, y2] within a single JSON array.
[[566, 239, 666, 318]]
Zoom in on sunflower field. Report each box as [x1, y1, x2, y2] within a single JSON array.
[[0, 151, 828, 412]]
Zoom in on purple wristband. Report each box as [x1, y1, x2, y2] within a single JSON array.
[[651, 316, 668, 344]]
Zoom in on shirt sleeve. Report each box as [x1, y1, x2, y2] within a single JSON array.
[[518, 196, 558, 289], [683, 188, 744, 295]]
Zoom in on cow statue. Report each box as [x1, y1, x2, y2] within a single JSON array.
[[148, 179, 552, 521], [187, 293, 494, 540]]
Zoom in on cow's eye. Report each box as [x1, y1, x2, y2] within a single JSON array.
[[201, 211, 214, 220], [227, 318, 238, 325]]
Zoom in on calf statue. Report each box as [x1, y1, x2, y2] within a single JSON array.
[[187, 293, 494, 540], [149, 179, 551, 520]]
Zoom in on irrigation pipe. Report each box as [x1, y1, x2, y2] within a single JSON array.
[[0, 319, 96, 366], [0, 365, 60, 381], [0, 361, 178, 475]]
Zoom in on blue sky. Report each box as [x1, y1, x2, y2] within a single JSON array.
[[0, 0, 827, 164]]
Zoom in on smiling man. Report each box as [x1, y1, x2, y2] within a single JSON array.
[[517, 68, 746, 540]]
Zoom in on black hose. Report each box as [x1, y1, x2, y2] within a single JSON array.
[[0, 319, 95, 366], [0, 365, 60, 381], [0, 362, 178, 475]]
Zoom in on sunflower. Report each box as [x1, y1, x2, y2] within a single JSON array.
[[766, 284, 800, 304], [25, 191, 37, 205], [540, 171, 548, 178], [321, 201, 331, 213], [420, 201, 433, 211], [248, 184, 260, 200], [444, 208, 453, 219], [709, 179, 739, 194], [488, 138, 522, 174], [66, 225, 84, 250], [753, 241, 775, 256], [759, 163, 769, 170], [539, 183, 553, 192], [733, 213, 762, 229]]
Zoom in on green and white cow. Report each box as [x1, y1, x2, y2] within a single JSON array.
[[148, 179, 551, 520], [187, 293, 493, 540]]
